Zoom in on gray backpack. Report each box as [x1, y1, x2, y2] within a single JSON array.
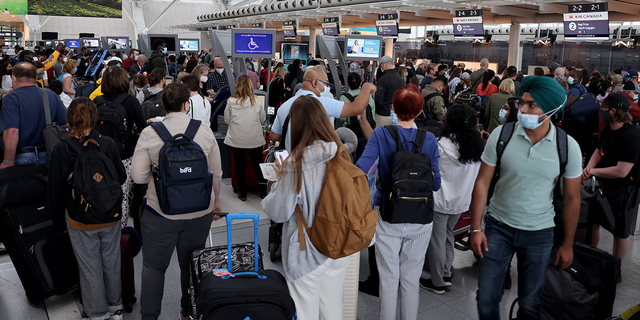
[[141, 88, 165, 120]]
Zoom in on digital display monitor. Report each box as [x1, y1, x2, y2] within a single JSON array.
[[42, 32, 58, 40], [281, 43, 308, 65], [344, 35, 383, 60], [179, 39, 199, 51], [82, 38, 101, 48], [322, 22, 339, 36], [282, 26, 296, 38], [105, 37, 129, 50], [453, 16, 484, 39], [148, 34, 179, 54], [231, 28, 276, 58], [376, 20, 398, 36], [65, 40, 81, 49], [563, 12, 609, 41]]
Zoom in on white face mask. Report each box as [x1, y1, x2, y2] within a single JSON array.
[[63, 57, 68, 63], [567, 76, 575, 85], [216, 68, 224, 74], [123, 54, 128, 61], [200, 75, 208, 82], [319, 83, 333, 98]]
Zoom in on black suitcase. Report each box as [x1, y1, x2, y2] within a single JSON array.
[[0, 201, 79, 304], [190, 213, 295, 320], [0, 164, 48, 213], [510, 243, 621, 320]]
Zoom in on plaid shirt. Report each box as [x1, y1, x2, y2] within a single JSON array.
[[206, 70, 229, 92]]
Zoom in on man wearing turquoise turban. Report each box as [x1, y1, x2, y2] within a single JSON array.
[[469, 75, 583, 320]]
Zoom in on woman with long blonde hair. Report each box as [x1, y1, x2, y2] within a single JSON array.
[[262, 96, 353, 320], [224, 74, 267, 200]]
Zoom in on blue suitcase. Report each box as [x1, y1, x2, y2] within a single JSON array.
[[189, 213, 295, 320]]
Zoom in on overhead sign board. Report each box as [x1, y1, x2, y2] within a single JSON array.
[[453, 16, 484, 39], [378, 13, 398, 20], [324, 17, 339, 23], [376, 20, 398, 36], [283, 20, 295, 26], [455, 9, 483, 17], [322, 22, 339, 36], [252, 23, 263, 28], [283, 25, 296, 38], [568, 2, 608, 13], [563, 11, 609, 41]]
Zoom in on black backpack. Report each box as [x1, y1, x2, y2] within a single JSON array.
[[142, 88, 166, 120], [75, 82, 99, 98], [341, 92, 375, 138], [62, 135, 123, 224], [151, 120, 213, 215], [94, 94, 132, 159], [414, 92, 444, 136], [379, 126, 434, 224]]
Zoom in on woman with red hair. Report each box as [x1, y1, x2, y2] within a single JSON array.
[[355, 84, 441, 320]]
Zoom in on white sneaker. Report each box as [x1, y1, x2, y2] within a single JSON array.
[[108, 310, 123, 320]]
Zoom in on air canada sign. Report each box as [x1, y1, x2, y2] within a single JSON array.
[[563, 11, 609, 40]]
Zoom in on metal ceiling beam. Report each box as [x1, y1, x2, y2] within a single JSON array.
[[607, 1, 640, 15], [141, 0, 182, 33]]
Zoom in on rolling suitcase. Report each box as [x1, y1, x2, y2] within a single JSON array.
[[190, 213, 295, 320], [0, 201, 79, 304]]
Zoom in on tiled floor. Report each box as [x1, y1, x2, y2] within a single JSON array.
[[1, 179, 639, 320]]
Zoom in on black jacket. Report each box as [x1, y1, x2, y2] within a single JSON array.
[[48, 131, 126, 231], [269, 78, 286, 107], [375, 69, 405, 116], [99, 92, 148, 158]]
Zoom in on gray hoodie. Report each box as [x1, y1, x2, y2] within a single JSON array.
[[261, 141, 337, 281]]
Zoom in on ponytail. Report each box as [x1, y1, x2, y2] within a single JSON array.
[[67, 97, 98, 140]]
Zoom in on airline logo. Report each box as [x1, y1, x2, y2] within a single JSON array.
[[453, 17, 483, 24], [563, 12, 608, 22]]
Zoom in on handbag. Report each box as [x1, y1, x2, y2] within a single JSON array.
[[42, 88, 68, 158], [594, 187, 617, 232]]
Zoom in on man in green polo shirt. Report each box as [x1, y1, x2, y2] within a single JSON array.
[[469, 75, 583, 320]]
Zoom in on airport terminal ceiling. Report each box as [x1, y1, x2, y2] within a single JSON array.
[[171, 0, 640, 31]]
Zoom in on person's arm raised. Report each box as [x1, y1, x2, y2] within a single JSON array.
[[341, 83, 377, 118]]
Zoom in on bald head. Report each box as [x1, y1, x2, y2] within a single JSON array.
[[13, 62, 37, 88], [480, 58, 489, 69], [214, 58, 224, 68], [302, 67, 329, 96]]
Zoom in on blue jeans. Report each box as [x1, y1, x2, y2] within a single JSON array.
[[14, 148, 49, 166], [476, 215, 554, 320]]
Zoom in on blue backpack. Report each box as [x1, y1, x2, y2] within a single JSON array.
[[151, 120, 213, 215]]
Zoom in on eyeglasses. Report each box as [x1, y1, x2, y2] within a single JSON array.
[[515, 98, 539, 110], [316, 79, 330, 87]]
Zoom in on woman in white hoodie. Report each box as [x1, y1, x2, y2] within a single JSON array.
[[420, 103, 485, 295], [262, 96, 352, 320]]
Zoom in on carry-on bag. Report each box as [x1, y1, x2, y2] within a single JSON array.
[[121, 226, 141, 312], [190, 213, 295, 320], [0, 201, 79, 304]]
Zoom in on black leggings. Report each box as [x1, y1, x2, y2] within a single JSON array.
[[231, 146, 265, 196]]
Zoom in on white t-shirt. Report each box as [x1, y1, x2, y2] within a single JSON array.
[[1, 74, 12, 91], [187, 94, 212, 127]]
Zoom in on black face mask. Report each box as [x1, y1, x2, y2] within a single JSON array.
[[6, 69, 12, 75]]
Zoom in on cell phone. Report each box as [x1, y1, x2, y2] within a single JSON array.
[[476, 124, 484, 132], [216, 212, 228, 217]]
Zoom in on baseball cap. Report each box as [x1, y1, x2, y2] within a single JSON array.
[[623, 81, 636, 91], [603, 92, 630, 112], [548, 62, 560, 71], [612, 74, 623, 84], [624, 69, 639, 80], [107, 59, 123, 68], [461, 72, 470, 80], [380, 55, 393, 63]]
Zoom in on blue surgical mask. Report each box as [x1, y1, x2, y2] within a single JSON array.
[[2, 49, 6, 53], [73, 67, 77, 74], [499, 109, 508, 123], [445, 72, 449, 78], [635, 94, 638, 101], [567, 76, 575, 85], [134, 55, 139, 61], [517, 102, 564, 130], [162, 48, 167, 54]]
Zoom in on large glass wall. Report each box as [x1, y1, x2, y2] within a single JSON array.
[[395, 39, 640, 75]]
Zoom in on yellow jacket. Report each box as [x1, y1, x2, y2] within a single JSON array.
[[89, 78, 103, 100], [42, 50, 60, 71]]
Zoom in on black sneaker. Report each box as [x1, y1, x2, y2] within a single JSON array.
[[419, 278, 445, 295], [358, 279, 379, 297], [443, 277, 452, 287]]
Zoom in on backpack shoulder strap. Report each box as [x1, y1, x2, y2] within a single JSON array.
[[555, 126, 568, 178], [385, 125, 404, 152], [424, 92, 440, 103], [42, 88, 51, 125], [496, 122, 517, 168], [413, 128, 427, 153], [184, 119, 202, 140], [150, 122, 172, 142], [281, 115, 291, 144], [113, 93, 129, 105], [62, 135, 83, 156], [142, 88, 151, 100], [342, 92, 355, 102]]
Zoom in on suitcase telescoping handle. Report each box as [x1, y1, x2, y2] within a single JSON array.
[[223, 213, 267, 280]]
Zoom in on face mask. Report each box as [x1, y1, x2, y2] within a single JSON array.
[[499, 109, 508, 123], [162, 48, 167, 54], [73, 67, 77, 74], [63, 57, 68, 63], [33, 57, 38, 61], [635, 94, 639, 101], [517, 103, 563, 130], [445, 72, 449, 78], [600, 109, 612, 124], [200, 75, 208, 82], [216, 68, 224, 74], [134, 55, 139, 61], [2, 49, 5, 53], [567, 76, 575, 85], [122, 54, 128, 60], [135, 87, 143, 93]]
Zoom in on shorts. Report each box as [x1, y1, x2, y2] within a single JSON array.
[[598, 184, 639, 239]]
